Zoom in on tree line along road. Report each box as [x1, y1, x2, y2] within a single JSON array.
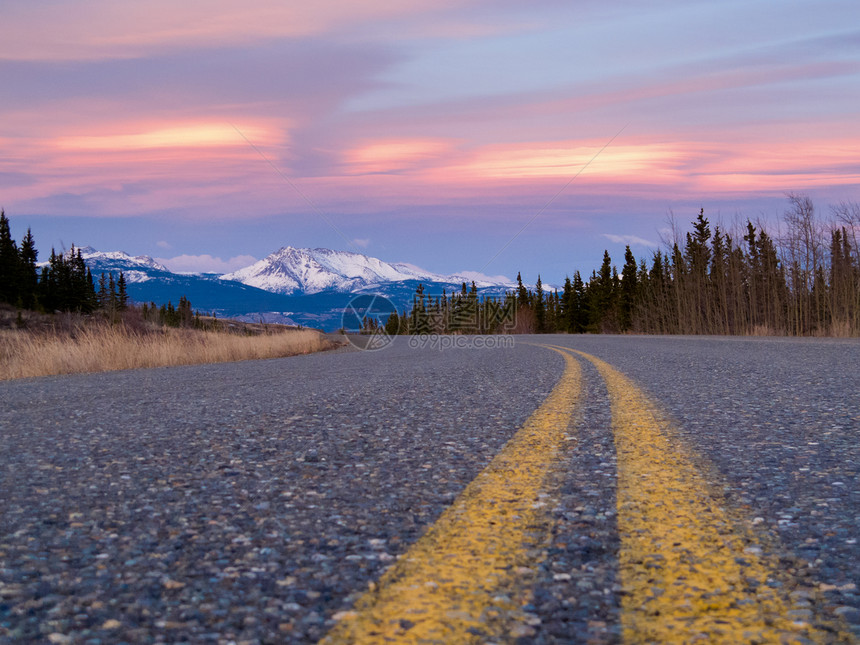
[[1, 335, 858, 643]]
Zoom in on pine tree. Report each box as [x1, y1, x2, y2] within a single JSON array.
[[710, 227, 728, 333], [534, 275, 546, 333], [84, 267, 97, 313], [743, 222, 759, 329], [38, 263, 52, 311], [571, 271, 587, 333], [384, 312, 400, 336], [619, 245, 638, 332], [561, 276, 573, 333], [177, 295, 193, 325], [683, 209, 711, 333], [97, 273, 108, 309], [50, 249, 67, 310], [550, 289, 560, 332], [756, 230, 785, 332], [828, 228, 855, 331], [17, 228, 38, 310], [410, 283, 431, 334], [117, 272, 129, 311], [587, 251, 615, 332], [467, 281, 479, 332], [108, 272, 117, 312], [516, 271, 530, 309], [0, 210, 20, 305]]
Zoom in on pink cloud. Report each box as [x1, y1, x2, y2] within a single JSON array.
[[7, 113, 859, 221], [0, 0, 483, 61], [446, 140, 689, 183], [342, 138, 459, 175], [56, 122, 276, 151], [3, 1, 857, 232]]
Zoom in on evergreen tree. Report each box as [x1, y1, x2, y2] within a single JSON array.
[[755, 230, 785, 332], [97, 273, 108, 309], [108, 272, 117, 311], [744, 222, 759, 328], [619, 245, 638, 332], [588, 251, 615, 332], [38, 263, 52, 311], [410, 283, 432, 334], [0, 210, 20, 304], [516, 271, 530, 309], [468, 281, 479, 332], [710, 227, 728, 333], [534, 275, 546, 333], [571, 271, 587, 333], [177, 295, 193, 325], [684, 209, 711, 333], [117, 272, 129, 311], [17, 228, 38, 310], [829, 228, 855, 328], [685, 209, 712, 274], [384, 312, 400, 336], [561, 276, 573, 333], [550, 290, 561, 332]]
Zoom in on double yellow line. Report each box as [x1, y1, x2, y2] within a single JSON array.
[[320, 349, 582, 643], [320, 345, 853, 644], [580, 349, 847, 643]]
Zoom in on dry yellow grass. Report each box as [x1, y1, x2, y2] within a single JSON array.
[[0, 325, 333, 380]]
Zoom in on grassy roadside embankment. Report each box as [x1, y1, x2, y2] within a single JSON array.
[[0, 307, 340, 380]]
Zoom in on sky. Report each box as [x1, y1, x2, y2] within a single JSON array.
[[1, 0, 859, 284]]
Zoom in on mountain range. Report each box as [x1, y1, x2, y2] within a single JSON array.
[[77, 246, 517, 331], [220, 246, 515, 295]]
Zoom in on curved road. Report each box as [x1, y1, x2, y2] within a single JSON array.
[[1, 335, 858, 642]]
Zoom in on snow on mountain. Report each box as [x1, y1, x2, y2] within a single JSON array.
[[77, 247, 170, 283], [64, 244, 525, 329], [443, 270, 518, 287], [221, 247, 516, 295]]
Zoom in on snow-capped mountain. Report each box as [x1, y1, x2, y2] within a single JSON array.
[[221, 246, 516, 295], [77, 247, 170, 283], [76, 244, 520, 330]]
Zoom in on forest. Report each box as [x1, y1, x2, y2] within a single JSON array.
[[4, 196, 859, 338], [0, 210, 200, 328], [387, 195, 860, 337]]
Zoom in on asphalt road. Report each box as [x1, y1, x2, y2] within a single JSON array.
[[1, 335, 858, 643]]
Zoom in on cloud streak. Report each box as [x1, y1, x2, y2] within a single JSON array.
[[155, 254, 259, 274], [601, 234, 658, 248], [0, 0, 477, 61]]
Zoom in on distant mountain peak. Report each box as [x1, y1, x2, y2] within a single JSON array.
[[220, 246, 515, 295], [71, 248, 170, 283], [79, 248, 170, 272], [71, 244, 518, 330]]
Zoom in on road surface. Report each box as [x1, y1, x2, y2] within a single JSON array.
[[1, 335, 858, 643]]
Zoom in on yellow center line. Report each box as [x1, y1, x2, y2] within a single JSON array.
[[559, 347, 850, 644], [319, 347, 581, 644]]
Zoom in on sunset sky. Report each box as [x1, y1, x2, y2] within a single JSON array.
[[2, 1, 859, 283]]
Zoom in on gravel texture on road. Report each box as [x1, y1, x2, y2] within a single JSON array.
[[1, 335, 858, 643], [529, 356, 621, 644], [1, 340, 562, 643], [550, 335, 860, 642]]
